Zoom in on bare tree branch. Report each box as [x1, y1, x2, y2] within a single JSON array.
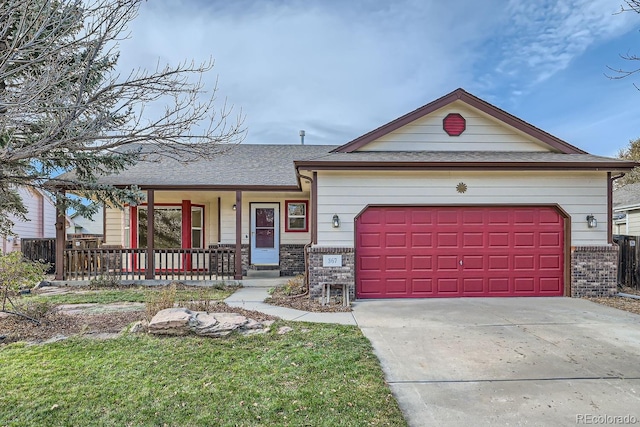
[[0, 0, 245, 234]]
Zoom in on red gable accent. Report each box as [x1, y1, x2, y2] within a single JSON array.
[[443, 113, 466, 136], [332, 88, 587, 154]]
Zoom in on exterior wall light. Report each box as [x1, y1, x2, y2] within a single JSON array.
[[332, 214, 340, 228], [586, 214, 597, 228], [232, 204, 236, 211]]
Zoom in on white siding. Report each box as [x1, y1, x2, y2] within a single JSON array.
[[316, 170, 609, 247], [359, 102, 552, 152]]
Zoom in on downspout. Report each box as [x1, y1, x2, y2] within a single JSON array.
[[296, 169, 314, 297], [610, 173, 626, 244]]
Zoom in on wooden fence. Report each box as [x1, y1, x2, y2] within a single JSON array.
[[20, 238, 56, 273], [613, 235, 639, 290], [62, 247, 236, 281]]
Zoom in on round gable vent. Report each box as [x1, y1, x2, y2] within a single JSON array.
[[443, 113, 466, 136]]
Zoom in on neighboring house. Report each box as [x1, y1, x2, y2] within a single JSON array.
[[612, 182, 640, 235], [53, 88, 636, 298], [1, 187, 58, 254], [67, 206, 104, 237]]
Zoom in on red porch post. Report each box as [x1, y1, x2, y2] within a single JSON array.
[[234, 190, 242, 280], [54, 191, 66, 280], [145, 189, 155, 279]]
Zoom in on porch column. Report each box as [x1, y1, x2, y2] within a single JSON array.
[[145, 189, 155, 279], [234, 190, 242, 280], [54, 191, 66, 280], [312, 171, 318, 245]]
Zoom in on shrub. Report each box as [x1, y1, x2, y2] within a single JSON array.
[[279, 275, 306, 296], [88, 272, 121, 288], [144, 283, 177, 320], [0, 251, 49, 292]]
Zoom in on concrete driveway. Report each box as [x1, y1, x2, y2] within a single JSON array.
[[352, 298, 640, 426]]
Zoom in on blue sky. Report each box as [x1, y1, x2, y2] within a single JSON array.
[[116, 0, 639, 157]]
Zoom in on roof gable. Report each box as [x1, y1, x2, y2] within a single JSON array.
[[333, 88, 586, 154]]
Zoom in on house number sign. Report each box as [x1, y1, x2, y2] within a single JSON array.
[[323, 255, 342, 267]]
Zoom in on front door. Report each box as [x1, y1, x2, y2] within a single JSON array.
[[250, 203, 280, 265]]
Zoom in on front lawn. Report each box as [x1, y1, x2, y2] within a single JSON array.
[[23, 284, 236, 305], [0, 323, 406, 426]]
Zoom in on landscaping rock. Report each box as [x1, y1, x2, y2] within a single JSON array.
[[129, 320, 149, 334], [148, 308, 193, 335], [148, 308, 267, 338], [277, 326, 293, 335]]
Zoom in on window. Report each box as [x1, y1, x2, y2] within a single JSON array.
[[285, 200, 308, 232], [135, 205, 204, 248], [191, 206, 203, 248]]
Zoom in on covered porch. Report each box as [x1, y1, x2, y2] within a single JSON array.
[[54, 187, 314, 282]]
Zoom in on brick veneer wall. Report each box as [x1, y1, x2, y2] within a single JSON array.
[[210, 244, 249, 276], [280, 244, 306, 276], [571, 246, 618, 297], [307, 246, 355, 300]]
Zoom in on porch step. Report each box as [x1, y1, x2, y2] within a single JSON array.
[[246, 269, 281, 279]]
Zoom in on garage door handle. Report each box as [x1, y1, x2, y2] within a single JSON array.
[[459, 260, 463, 266]]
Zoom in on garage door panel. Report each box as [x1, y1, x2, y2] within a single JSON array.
[[462, 255, 483, 270], [514, 255, 535, 270], [386, 279, 408, 294], [514, 209, 536, 224], [437, 255, 458, 270], [539, 255, 561, 270], [411, 232, 433, 247], [411, 255, 432, 271], [359, 232, 381, 248], [411, 278, 433, 294], [385, 233, 407, 248], [539, 232, 561, 247], [488, 233, 509, 247], [514, 233, 535, 247], [356, 206, 564, 298], [463, 278, 485, 293], [437, 233, 458, 247], [463, 232, 483, 248], [514, 278, 535, 293], [386, 256, 407, 271], [488, 256, 509, 271], [386, 210, 407, 225], [488, 278, 510, 293], [540, 277, 562, 293], [359, 256, 381, 271], [488, 210, 509, 224], [437, 278, 459, 293]]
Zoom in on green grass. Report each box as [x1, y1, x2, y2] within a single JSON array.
[[0, 324, 406, 426], [22, 286, 235, 305]]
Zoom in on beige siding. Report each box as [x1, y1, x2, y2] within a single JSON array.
[[104, 207, 124, 245], [104, 189, 312, 247], [219, 191, 312, 245], [1, 188, 58, 253], [358, 102, 552, 152], [316, 170, 609, 247], [626, 211, 640, 235]]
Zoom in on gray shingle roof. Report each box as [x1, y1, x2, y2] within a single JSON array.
[[294, 151, 637, 171], [613, 182, 640, 208], [86, 144, 337, 188], [56, 144, 635, 189]]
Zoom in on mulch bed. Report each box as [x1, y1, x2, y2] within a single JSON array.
[[584, 286, 640, 316]]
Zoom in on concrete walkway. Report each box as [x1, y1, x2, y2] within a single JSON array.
[[225, 279, 357, 325]]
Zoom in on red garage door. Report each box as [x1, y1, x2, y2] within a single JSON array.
[[356, 206, 565, 298]]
